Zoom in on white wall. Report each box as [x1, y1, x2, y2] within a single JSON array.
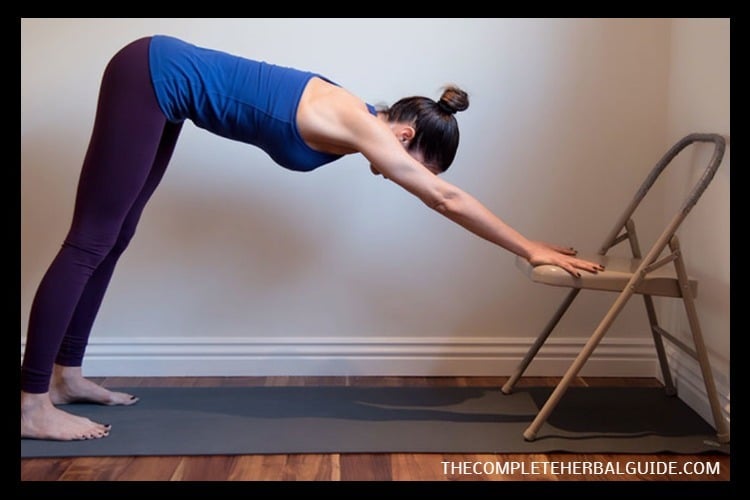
[[21, 18, 675, 376], [661, 18, 730, 423]]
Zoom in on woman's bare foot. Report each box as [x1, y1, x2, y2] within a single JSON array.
[[49, 364, 139, 406], [21, 391, 111, 441]]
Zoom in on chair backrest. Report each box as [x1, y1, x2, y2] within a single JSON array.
[[598, 133, 726, 262]]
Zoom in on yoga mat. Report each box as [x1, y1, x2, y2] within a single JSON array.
[[20, 386, 729, 457]]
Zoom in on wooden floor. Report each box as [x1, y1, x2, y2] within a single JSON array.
[[20, 376, 730, 483]]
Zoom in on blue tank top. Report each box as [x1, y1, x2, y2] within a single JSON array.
[[148, 35, 377, 172]]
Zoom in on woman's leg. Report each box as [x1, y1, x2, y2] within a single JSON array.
[[21, 37, 177, 440], [50, 120, 183, 407]]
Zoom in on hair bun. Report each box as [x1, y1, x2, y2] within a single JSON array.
[[438, 85, 469, 115], [437, 100, 456, 114]]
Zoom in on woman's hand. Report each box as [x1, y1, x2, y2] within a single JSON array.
[[525, 241, 605, 278]]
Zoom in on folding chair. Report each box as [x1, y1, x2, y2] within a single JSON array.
[[504, 133, 729, 443]]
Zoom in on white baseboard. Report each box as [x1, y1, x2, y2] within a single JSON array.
[[660, 344, 731, 430], [21, 335, 657, 377]]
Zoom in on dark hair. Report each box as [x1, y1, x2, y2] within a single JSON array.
[[383, 85, 469, 173]]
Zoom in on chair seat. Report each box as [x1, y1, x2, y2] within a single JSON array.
[[515, 253, 697, 298]]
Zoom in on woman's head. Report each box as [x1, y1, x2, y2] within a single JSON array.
[[383, 85, 469, 173]]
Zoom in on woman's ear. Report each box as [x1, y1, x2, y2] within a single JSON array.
[[397, 125, 416, 144]]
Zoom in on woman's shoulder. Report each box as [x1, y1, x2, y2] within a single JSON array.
[[297, 77, 379, 155]]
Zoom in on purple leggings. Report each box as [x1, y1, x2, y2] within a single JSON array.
[[21, 37, 183, 393]]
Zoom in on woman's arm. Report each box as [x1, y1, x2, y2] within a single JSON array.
[[383, 153, 602, 276], [303, 89, 604, 277], [362, 121, 603, 276]]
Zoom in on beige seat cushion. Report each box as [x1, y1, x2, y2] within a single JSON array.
[[515, 253, 697, 298]]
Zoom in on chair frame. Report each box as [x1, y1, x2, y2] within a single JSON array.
[[501, 133, 729, 443]]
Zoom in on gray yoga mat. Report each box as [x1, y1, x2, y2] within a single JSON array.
[[20, 386, 729, 457]]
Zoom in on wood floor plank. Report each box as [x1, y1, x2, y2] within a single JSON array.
[[100, 376, 141, 388], [340, 453, 392, 481], [129, 376, 194, 387], [349, 376, 404, 387], [225, 455, 273, 480], [580, 377, 664, 388], [111, 456, 182, 481], [190, 376, 230, 387], [224, 454, 288, 480], [216, 376, 268, 387], [169, 455, 239, 481], [281, 454, 340, 481], [20, 457, 74, 481], [460, 376, 507, 387], [264, 376, 292, 387], [424, 376, 470, 387], [225, 453, 343, 481], [57, 457, 134, 481], [304, 376, 349, 386], [390, 453, 449, 481]]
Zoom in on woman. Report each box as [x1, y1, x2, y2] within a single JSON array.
[[21, 35, 604, 441]]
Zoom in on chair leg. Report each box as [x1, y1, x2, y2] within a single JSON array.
[[625, 220, 677, 394], [681, 297, 730, 443], [502, 289, 580, 395], [523, 286, 636, 441], [670, 241, 730, 443], [641, 294, 677, 395]]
